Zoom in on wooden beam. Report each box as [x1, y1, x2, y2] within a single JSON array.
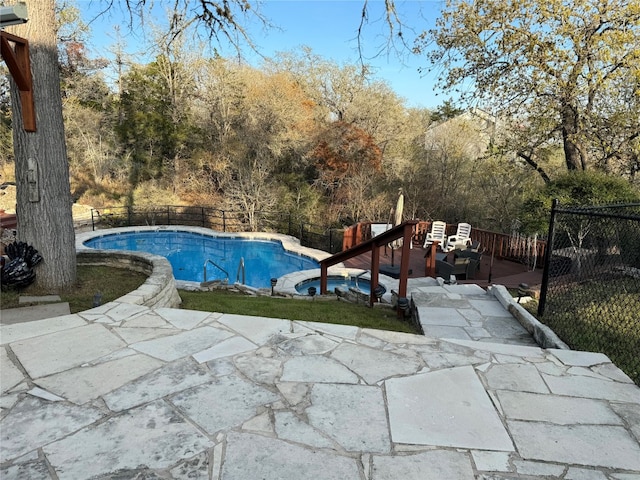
[[0, 31, 36, 132], [320, 220, 418, 308]]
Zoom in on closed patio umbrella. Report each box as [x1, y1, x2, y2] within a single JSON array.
[[390, 189, 404, 264], [394, 189, 404, 228]]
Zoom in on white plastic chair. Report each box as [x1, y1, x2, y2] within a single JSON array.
[[423, 221, 447, 248], [443, 223, 472, 252]]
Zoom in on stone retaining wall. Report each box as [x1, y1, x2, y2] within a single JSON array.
[[490, 285, 569, 350], [77, 250, 182, 309]]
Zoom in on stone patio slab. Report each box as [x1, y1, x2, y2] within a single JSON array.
[[551, 349, 611, 367], [416, 307, 470, 326], [467, 298, 513, 317], [543, 373, 640, 403], [221, 431, 360, 479], [83, 302, 149, 323], [508, 420, 640, 470], [611, 403, 640, 443], [307, 383, 390, 453], [0, 347, 23, 394], [43, 400, 214, 480], [371, 450, 475, 479], [446, 338, 546, 358], [120, 311, 173, 328], [0, 458, 51, 480], [295, 321, 360, 340], [277, 333, 338, 355], [155, 307, 211, 330], [0, 314, 86, 345], [281, 355, 359, 384], [192, 335, 257, 363], [386, 366, 514, 451], [218, 314, 291, 344], [234, 352, 284, 384], [497, 390, 624, 425], [35, 354, 163, 405], [130, 325, 234, 361], [0, 396, 103, 463], [274, 411, 338, 449], [103, 358, 213, 412], [329, 342, 423, 384], [112, 325, 177, 343], [9, 323, 126, 378], [170, 375, 279, 435], [483, 363, 549, 393], [482, 316, 532, 339], [421, 325, 472, 340]]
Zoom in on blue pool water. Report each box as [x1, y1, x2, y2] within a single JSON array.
[[84, 231, 320, 288]]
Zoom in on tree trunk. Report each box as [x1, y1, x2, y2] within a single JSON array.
[[561, 103, 587, 171], [8, 0, 76, 290]]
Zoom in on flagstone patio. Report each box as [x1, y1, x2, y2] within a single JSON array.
[[1, 283, 639, 479]]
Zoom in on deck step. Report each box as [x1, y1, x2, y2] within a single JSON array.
[[19, 295, 62, 304], [0, 302, 71, 325]]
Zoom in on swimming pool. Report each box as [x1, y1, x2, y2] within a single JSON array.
[[82, 229, 321, 288]]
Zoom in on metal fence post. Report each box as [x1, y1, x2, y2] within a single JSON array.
[[91, 209, 96, 231], [127, 206, 131, 226], [222, 211, 226, 232], [538, 198, 559, 316]]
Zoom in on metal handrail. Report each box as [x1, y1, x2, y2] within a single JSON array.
[[236, 257, 245, 284], [203, 259, 229, 283], [354, 270, 369, 290]]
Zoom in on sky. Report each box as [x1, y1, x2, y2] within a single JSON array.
[[78, 0, 448, 110]]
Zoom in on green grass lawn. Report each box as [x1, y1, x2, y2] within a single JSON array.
[[537, 276, 640, 386], [1, 265, 148, 313], [1, 264, 418, 334], [179, 290, 419, 334]]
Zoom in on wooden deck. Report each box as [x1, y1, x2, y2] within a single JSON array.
[[343, 244, 543, 292]]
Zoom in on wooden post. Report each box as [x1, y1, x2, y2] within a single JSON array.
[[398, 224, 412, 299], [0, 32, 35, 131], [370, 242, 380, 307], [425, 240, 439, 277], [320, 262, 328, 295]]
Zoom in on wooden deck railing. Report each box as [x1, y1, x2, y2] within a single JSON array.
[[322, 221, 417, 312], [343, 221, 546, 267]]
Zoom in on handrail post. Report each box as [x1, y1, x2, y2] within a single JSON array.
[[320, 263, 328, 294], [370, 243, 380, 307], [398, 223, 412, 300]]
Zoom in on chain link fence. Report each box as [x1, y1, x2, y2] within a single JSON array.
[[538, 201, 640, 385]]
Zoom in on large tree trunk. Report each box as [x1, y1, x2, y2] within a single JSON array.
[[561, 103, 587, 171], [8, 0, 76, 290]]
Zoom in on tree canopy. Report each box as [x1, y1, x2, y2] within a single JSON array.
[[418, 0, 640, 178], [519, 170, 640, 234]]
